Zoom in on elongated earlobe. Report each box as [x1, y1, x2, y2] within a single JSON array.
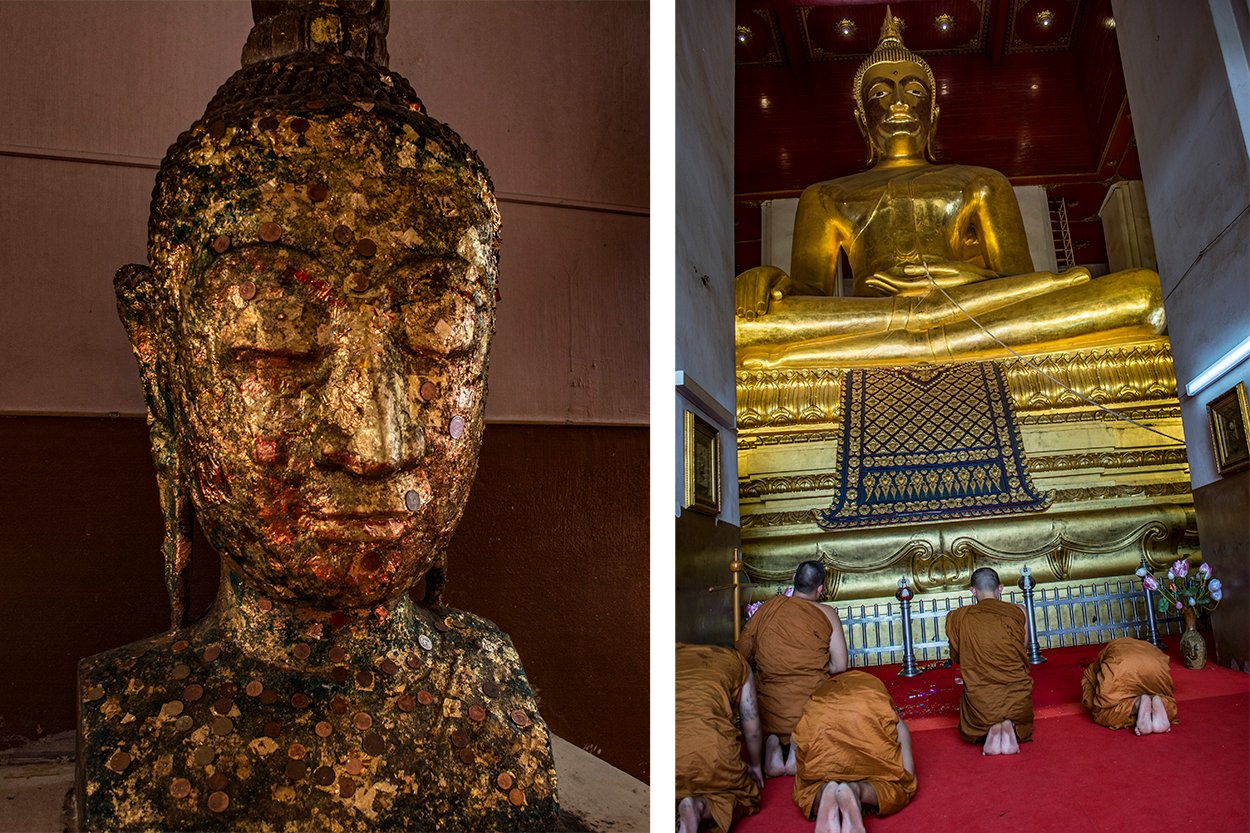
[[115, 264, 195, 628]]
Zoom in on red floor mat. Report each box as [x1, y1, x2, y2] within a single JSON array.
[[733, 642, 1250, 833]]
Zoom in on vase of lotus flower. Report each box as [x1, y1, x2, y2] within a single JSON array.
[[1179, 608, 1206, 670]]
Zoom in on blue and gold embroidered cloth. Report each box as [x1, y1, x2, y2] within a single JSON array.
[[819, 363, 1051, 529]]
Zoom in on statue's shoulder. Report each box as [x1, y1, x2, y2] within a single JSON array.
[[928, 162, 1014, 191]]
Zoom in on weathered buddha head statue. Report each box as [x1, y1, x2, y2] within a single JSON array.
[[852, 9, 940, 165], [118, 0, 499, 617]]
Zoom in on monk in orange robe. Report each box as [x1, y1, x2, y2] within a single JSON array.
[[944, 567, 1033, 755], [676, 643, 764, 833], [1081, 637, 1177, 735], [736, 561, 848, 775], [791, 671, 916, 833]]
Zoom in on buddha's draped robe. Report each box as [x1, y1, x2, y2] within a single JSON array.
[[1081, 637, 1178, 729], [735, 595, 832, 738], [791, 671, 916, 818], [675, 643, 760, 833], [945, 598, 1033, 743]]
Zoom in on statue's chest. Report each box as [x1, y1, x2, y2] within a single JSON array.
[[79, 631, 557, 831], [846, 177, 969, 241]]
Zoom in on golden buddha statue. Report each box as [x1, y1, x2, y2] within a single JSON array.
[[735, 11, 1166, 368], [77, 3, 558, 830]]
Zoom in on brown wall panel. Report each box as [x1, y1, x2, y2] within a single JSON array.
[[675, 512, 740, 647], [1192, 470, 1250, 671], [0, 417, 648, 782]]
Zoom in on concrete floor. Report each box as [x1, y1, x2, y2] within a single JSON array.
[[0, 731, 648, 832]]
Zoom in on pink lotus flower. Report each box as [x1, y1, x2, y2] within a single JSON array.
[[1175, 601, 1183, 610], [1199, 562, 1212, 578], [1172, 559, 1189, 578], [1142, 575, 1159, 591]]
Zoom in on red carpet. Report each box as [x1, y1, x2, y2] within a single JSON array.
[[733, 641, 1250, 833]]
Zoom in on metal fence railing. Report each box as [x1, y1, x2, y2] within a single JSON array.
[[834, 578, 1185, 668]]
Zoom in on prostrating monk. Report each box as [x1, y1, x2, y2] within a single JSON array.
[[676, 644, 764, 833], [735, 9, 1164, 368], [737, 560, 849, 775], [792, 672, 916, 833], [1081, 637, 1178, 735], [944, 567, 1033, 755]]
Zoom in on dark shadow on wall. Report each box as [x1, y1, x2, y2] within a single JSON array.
[[0, 416, 649, 783]]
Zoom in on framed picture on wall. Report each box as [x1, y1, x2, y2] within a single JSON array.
[[683, 410, 721, 514], [1207, 381, 1250, 475]]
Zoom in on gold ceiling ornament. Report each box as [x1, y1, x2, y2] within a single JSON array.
[[838, 18, 856, 37], [934, 13, 955, 32], [1036, 9, 1056, 28], [737, 24, 752, 44]]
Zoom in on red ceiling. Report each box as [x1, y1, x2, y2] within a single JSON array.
[[734, 0, 1136, 271]]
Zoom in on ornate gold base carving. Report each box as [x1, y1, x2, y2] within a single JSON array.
[[737, 339, 1197, 603]]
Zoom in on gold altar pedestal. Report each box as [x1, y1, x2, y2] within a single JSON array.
[[736, 336, 1199, 633]]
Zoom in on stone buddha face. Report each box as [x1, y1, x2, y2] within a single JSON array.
[[130, 106, 499, 610], [859, 61, 934, 160]]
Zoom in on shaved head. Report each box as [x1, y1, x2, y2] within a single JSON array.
[[794, 560, 827, 595], [970, 567, 1001, 593]]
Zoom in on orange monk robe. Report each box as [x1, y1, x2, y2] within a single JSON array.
[[1081, 637, 1178, 729], [675, 644, 761, 833], [791, 671, 916, 819], [945, 598, 1033, 743], [735, 595, 832, 738]]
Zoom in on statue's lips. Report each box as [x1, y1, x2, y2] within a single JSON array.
[[884, 112, 918, 125], [299, 512, 414, 542]]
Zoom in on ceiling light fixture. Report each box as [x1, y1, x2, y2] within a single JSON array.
[[1036, 10, 1055, 28], [934, 14, 954, 32], [736, 25, 752, 45], [838, 19, 856, 37]]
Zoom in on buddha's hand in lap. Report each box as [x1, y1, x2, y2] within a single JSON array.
[[736, 265, 792, 319], [862, 262, 999, 296]]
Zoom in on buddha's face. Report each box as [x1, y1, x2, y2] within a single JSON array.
[[859, 61, 933, 157], [146, 109, 497, 609]]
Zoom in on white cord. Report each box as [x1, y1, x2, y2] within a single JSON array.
[[920, 263, 1187, 445]]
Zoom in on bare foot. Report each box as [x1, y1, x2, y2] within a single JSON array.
[[765, 734, 786, 777], [1000, 720, 1020, 755], [815, 782, 842, 833], [1149, 695, 1172, 733], [677, 796, 705, 833], [834, 783, 866, 833], [1133, 694, 1153, 736], [983, 723, 1001, 755], [785, 741, 798, 776]]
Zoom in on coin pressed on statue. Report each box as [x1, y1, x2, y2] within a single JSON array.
[[287, 742, 306, 760], [345, 758, 363, 776], [285, 760, 307, 782], [171, 664, 191, 680], [314, 765, 336, 786], [339, 776, 356, 798], [169, 778, 192, 799], [211, 717, 234, 736], [418, 634, 434, 651], [245, 680, 264, 697], [510, 710, 530, 728], [211, 234, 231, 253], [207, 790, 230, 813], [458, 747, 475, 765], [450, 729, 469, 749], [352, 711, 373, 731], [258, 222, 283, 243], [291, 642, 311, 660], [329, 646, 347, 663], [202, 645, 221, 662], [417, 690, 434, 706], [193, 746, 216, 766], [468, 705, 486, 723], [363, 733, 385, 756], [509, 788, 525, 807], [208, 772, 229, 792], [496, 772, 513, 790], [105, 751, 131, 773]]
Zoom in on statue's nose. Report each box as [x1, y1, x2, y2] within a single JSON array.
[[314, 347, 423, 477]]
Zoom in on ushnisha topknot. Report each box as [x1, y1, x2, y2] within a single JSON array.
[[147, 0, 499, 283]]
